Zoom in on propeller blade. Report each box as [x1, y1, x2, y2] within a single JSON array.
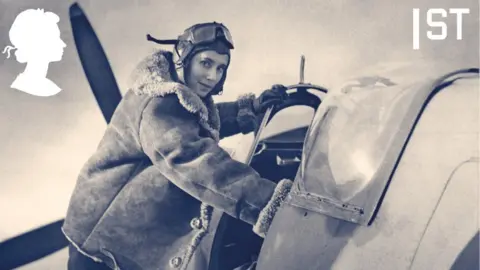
[[70, 2, 122, 123], [0, 220, 68, 270]]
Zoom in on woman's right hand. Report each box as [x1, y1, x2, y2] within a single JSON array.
[[253, 84, 289, 114]]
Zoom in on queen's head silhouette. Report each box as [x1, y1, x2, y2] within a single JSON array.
[[3, 8, 66, 97]]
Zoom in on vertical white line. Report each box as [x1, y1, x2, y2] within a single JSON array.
[[413, 8, 420, 50]]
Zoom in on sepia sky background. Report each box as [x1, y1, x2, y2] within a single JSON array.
[[0, 0, 478, 264]]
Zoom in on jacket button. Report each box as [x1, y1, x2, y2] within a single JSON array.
[[190, 217, 202, 230], [169, 256, 182, 268]]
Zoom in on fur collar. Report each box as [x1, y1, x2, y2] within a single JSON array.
[[128, 49, 221, 141]]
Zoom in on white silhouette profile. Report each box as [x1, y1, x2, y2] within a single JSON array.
[[2, 8, 66, 97]]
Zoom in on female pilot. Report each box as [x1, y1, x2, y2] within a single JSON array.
[[63, 22, 292, 270]]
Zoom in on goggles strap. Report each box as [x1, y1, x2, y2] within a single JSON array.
[[146, 34, 177, 45]]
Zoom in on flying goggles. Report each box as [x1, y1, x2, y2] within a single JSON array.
[[147, 22, 234, 63]]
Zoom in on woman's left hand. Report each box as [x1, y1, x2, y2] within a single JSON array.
[[253, 84, 289, 114]]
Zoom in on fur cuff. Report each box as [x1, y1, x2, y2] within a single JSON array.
[[253, 179, 293, 238], [236, 93, 257, 134], [237, 93, 256, 110]]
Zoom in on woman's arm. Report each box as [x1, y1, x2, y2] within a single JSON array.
[[216, 85, 288, 139], [138, 95, 291, 236], [216, 94, 260, 139]]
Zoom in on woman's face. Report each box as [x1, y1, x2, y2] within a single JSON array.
[[185, 50, 229, 98]]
